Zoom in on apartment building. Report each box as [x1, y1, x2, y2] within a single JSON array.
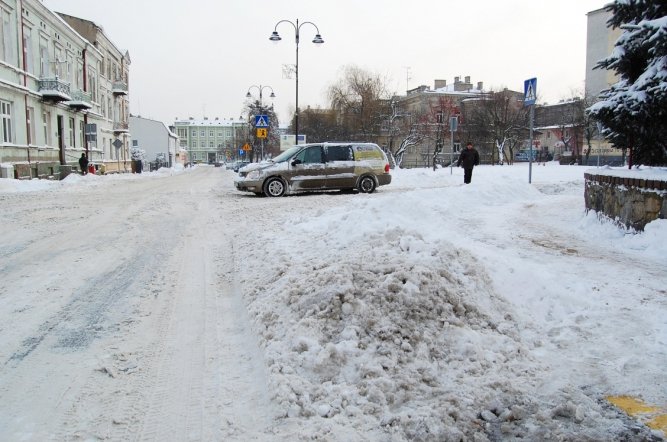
[[173, 117, 247, 164], [389, 76, 487, 168], [0, 0, 130, 178], [585, 7, 621, 100]]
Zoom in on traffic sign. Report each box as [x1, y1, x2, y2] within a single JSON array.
[[524, 78, 537, 106], [242, 143, 252, 151], [257, 128, 267, 138], [112, 138, 123, 149], [255, 115, 269, 128]]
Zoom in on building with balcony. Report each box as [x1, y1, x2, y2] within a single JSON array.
[[173, 117, 247, 164], [0, 0, 130, 179]]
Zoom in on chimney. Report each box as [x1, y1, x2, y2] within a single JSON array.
[[477, 81, 483, 90], [464, 76, 471, 84], [454, 76, 460, 83], [434, 79, 447, 89]]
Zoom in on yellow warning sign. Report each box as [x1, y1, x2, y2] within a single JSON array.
[[242, 143, 252, 151], [257, 128, 267, 139]]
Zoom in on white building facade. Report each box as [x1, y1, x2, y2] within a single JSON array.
[[173, 117, 247, 164], [129, 115, 178, 168], [0, 0, 130, 178]]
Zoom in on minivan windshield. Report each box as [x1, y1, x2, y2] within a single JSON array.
[[272, 145, 302, 163]]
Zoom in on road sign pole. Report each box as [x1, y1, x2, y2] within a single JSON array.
[[524, 77, 537, 184], [450, 116, 458, 175], [529, 105, 534, 184]]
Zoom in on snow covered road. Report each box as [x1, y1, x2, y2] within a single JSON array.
[[0, 164, 664, 441]]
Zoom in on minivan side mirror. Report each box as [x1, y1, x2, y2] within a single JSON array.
[[291, 158, 302, 166]]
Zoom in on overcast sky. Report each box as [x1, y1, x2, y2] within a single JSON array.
[[42, 0, 607, 126]]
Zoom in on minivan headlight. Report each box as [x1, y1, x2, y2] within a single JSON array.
[[247, 170, 262, 180]]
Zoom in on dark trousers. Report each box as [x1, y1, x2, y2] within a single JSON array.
[[463, 167, 474, 184]]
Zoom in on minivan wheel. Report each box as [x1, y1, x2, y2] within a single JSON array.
[[358, 175, 376, 193], [264, 177, 286, 197]]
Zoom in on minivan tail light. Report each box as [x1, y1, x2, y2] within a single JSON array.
[[384, 163, 390, 173]]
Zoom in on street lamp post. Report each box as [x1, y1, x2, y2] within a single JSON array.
[[246, 85, 275, 161], [270, 19, 324, 145]]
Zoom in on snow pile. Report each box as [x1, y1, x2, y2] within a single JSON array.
[[238, 163, 663, 440]]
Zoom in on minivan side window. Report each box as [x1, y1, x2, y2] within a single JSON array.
[[295, 146, 323, 164], [326, 145, 353, 162]]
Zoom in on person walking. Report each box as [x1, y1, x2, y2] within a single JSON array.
[[457, 142, 480, 184], [79, 153, 89, 175]]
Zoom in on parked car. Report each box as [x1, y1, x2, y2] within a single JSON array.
[[233, 161, 250, 172], [234, 142, 392, 197]]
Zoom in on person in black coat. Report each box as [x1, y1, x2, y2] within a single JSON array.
[[457, 142, 480, 184], [79, 153, 89, 175]]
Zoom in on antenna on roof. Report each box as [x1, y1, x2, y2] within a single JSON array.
[[403, 66, 411, 92]]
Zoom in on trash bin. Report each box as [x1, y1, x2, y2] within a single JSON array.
[[88, 164, 95, 174]]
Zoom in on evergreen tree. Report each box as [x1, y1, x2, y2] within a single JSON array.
[[587, 0, 667, 166]]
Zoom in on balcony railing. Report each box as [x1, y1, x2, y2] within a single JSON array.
[[112, 80, 128, 95], [113, 121, 129, 133], [38, 77, 71, 102], [67, 90, 93, 110]]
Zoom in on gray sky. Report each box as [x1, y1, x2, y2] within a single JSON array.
[[42, 0, 607, 126]]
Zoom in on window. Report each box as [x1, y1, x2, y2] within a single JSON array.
[[39, 37, 49, 76], [87, 68, 97, 102], [326, 145, 352, 162], [132, 140, 138, 147], [27, 107, 36, 145], [192, 130, 197, 137], [226, 130, 231, 137], [68, 117, 75, 147], [22, 25, 34, 73], [1, 100, 13, 143], [200, 130, 205, 137], [42, 110, 51, 145], [79, 120, 84, 147], [209, 141, 213, 147], [1, 9, 15, 64], [294, 146, 323, 164], [209, 130, 214, 137]]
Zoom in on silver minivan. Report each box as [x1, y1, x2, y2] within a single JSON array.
[[233, 142, 392, 197]]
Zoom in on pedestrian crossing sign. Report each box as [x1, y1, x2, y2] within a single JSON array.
[[255, 115, 269, 128], [524, 78, 537, 106]]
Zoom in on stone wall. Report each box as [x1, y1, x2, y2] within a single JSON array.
[[584, 173, 667, 231]]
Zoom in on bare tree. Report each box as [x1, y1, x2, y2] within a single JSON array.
[[327, 65, 392, 141], [463, 89, 527, 165]]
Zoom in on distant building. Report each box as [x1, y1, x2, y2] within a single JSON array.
[[585, 7, 622, 100], [0, 0, 131, 178], [173, 117, 247, 163], [388, 76, 488, 168], [129, 116, 178, 168]]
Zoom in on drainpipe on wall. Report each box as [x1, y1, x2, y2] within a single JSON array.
[[82, 47, 88, 159], [19, 0, 31, 165]]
